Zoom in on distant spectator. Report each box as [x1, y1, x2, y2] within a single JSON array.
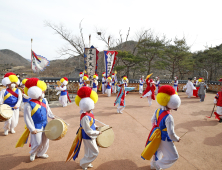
[[196, 79, 208, 102], [219, 78, 222, 82]]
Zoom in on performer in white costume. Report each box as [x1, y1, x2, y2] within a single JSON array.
[[92, 74, 98, 93], [139, 76, 145, 94], [82, 75, 89, 87], [102, 72, 106, 94], [155, 77, 160, 94], [183, 78, 196, 98], [111, 73, 117, 93], [79, 72, 84, 89], [173, 76, 178, 92], [0, 72, 22, 135], [106, 76, 112, 97], [56, 77, 71, 107], [15, 78, 55, 162], [66, 86, 101, 170], [141, 85, 181, 170]]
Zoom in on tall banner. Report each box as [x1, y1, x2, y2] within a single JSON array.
[[31, 50, 50, 73], [104, 50, 118, 78], [84, 46, 99, 80]]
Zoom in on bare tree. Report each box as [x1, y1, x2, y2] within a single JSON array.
[[44, 20, 86, 59]]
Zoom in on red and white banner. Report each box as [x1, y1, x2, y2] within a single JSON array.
[[104, 50, 118, 78]]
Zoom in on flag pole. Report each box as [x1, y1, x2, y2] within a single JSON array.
[[89, 34, 91, 47], [31, 38, 33, 77]]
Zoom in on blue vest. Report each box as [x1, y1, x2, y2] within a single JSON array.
[[29, 99, 48, 129], [80, 115, 96, 140], [174, 80, 178, 87], [79, 78, 82, 84], [107, 83, 111, 89], [112, 79, 115, 86], [193, 80, 196, 87], [93, 82, 97, 88], [155, 109, 171, 142], [61, 90, 67, 96], [4, 88, 19, 108], [156, 81, 160, 87], [23, 97, 31, 103]]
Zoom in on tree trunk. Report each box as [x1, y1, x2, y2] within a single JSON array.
[[147, 61, 151, 75], [126, 66, 130, 78], [172, 61, 175, 79]]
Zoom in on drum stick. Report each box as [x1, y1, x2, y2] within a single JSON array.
[[54, 115, 70, 126], [95, 119, 107, 126], [174, 131, 188, 143], [37, 130, 50, 133], [100, 127, 112, 133], [180, 131, 188, 138]]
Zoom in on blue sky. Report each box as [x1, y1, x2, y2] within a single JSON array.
[[0, 0, 222, 60]]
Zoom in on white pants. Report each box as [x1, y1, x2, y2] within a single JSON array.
[[151, 140, 179, 169], [107, 89, 111, 97], [173, 86, 178, 92], [155, 86, 159, 94], [59, 95, 67, 107], [217, 106, 222, 118], [112, 85, 116, 93], [4, 109, 19, 131], [186, 91, 193, 98], [143, 90, 152, 106], [139, 85, 143, 94], [117, 104, 125, 113], [30, 127, 49, 156], [102, 84, 106, 94], [92, 88, 97, 93], [80, 139, 99, 168]]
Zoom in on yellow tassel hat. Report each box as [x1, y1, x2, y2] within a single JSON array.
[[156, 85, 181, 110], [75, 86, 98, 112], [2, 72, 20, 86], [24, 78, 47, 99], [60, 77, 68, 85]]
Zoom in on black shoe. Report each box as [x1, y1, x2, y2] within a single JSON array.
[[219, 119, 222, 123]]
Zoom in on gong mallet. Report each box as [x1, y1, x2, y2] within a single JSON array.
[[206, 104, 216, 118]]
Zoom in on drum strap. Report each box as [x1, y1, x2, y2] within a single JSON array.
[[4, 88, 18, 101], [62, 90, 71, 103]]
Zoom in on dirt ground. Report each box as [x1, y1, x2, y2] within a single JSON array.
[[0, 92, 221, 170]]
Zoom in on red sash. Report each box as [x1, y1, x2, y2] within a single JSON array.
[[6, 88, 18, 98], [30, 99, 46, 108], [114, 88, 125, 106], [80, 112, 94, 121], [145, 110, 170, 146], [62, 90, 72, 103]]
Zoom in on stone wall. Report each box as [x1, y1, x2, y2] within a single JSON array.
[[39, 78, 221, 93], [0, 78, 221, 94]]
